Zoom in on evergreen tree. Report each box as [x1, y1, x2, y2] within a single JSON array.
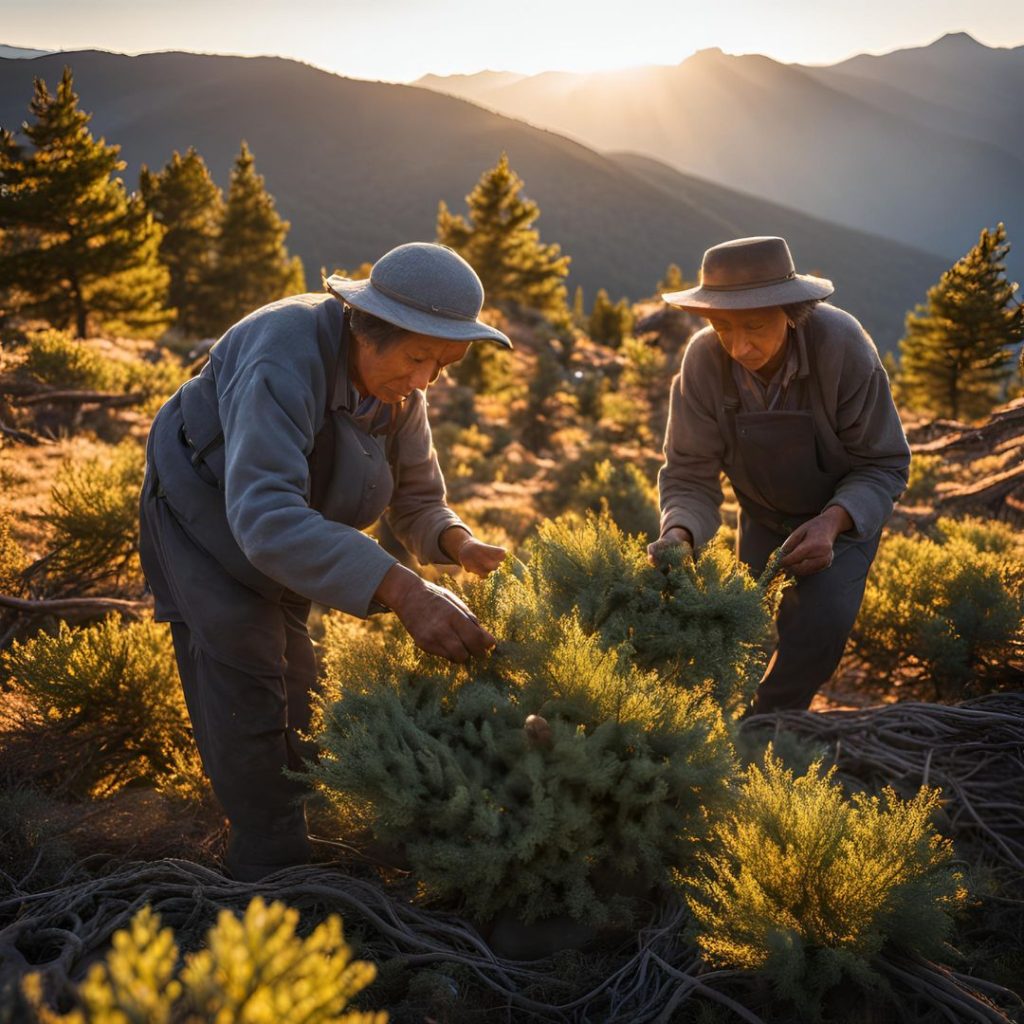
[[588, 287, 633, 347], [210, 142, 305, 332], [898, 224, 1024, 420], [571, 284, 586, 327], [657, 262, 687, 294], [436, 153, 570, 320], [0, 68, 171, 338], [140, 147, 224, 338]]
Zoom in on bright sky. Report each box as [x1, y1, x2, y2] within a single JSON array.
[[3, 0, 1023, 81]]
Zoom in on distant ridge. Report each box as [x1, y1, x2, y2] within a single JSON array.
[[0, 44, 54, 59], [0, 49, 950, 350], [415, 35, 1024, 278]]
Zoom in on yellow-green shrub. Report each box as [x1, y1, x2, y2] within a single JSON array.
[[19, 330, 118, 391], [30, 441, 145, 590], [569, 458, 660, 540], [902, 452, 945, 503], [23, 897, 385, 1023], [682, 752, 965, 1019], [854, 516, 1024, 697], [2, 616, 190, 797]]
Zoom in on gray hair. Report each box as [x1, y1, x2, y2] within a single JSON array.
[[781, 299, 822, 329], [349, 306, 411, 351]]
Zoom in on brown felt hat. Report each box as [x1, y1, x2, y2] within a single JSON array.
[[662, 236, 833, 311]]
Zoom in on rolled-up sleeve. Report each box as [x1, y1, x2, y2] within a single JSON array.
[[385, 390, 469, 565], [220, 359, 397, 617], [825, 364, 911, 541], [658, 343, 727, 550]]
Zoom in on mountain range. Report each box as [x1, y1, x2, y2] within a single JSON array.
[[417, 33, 1024, 278], [1, 49, 954, 351]]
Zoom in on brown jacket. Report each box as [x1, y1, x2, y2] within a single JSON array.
[[658, 303, 911, 548]]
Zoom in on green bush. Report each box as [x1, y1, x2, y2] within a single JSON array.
[[23, 897, 385, 1023], [311, 512, 786, 927], [569, 458, 660, 540], [854, 516, 1024, 697], [29, 440, 145, 590], [902, 452, 945, 503], [523, 512, 785, 715], [682, 751, 965, 1020], [2, 616, 190, 797], [0, 508, 25, 593], [19, 330, 118, 391]]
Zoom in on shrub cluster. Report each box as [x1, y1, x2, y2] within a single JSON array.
[[854, 516, 1024, 697], [23, 897, 385, 1023], [682, 751, 965, 1019], [2, 616, 190, 797]]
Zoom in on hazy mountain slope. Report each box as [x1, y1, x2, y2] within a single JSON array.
[[811, 33, 1024, 160], [0, 50, 947, 348], [416, 41, 1024, 274]]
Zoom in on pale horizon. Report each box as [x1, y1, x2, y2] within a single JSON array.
[[2, 0, 1023, 83]]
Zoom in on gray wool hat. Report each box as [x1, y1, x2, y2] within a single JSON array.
[[326, 242, 512, 348], [662, 236, 834, 312]]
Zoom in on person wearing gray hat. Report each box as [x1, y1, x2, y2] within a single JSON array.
[[649, 236, 910, 714], [138, 242, 511, 880]]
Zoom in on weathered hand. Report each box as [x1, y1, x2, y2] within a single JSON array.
[[457, 539, 507, 577], [780, 506, 853, 576], [374, 565, 496, 663], [647, 526, 694, 568]]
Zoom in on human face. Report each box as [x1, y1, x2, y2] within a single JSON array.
[[350, 330, 470, 403], [705, 306, 789, 374]]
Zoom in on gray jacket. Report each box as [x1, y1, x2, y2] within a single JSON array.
[[148, 292, 466, 618], [659, 303, 911, 548]]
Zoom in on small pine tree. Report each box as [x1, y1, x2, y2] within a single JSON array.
[[899, 224, 1024, 420], [588, 288, 633, 347], [140, 147, 224, 338], [210, 142, 305, 331], [436, 153, 570, 320], [571, 284, 586, 327], [657, 263, 687, 294], [0, 68, 172, 338]]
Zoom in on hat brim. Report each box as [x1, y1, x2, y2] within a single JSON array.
[[326, 275, 512, 349], [662, 273, 834, 312]]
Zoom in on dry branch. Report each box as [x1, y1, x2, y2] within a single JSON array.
[[3, 388, 144, 408], [0, 593, 149, 618]]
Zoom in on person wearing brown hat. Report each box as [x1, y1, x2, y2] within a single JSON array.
[[649, 236, 910, 714], [139, 242, 511, 880]]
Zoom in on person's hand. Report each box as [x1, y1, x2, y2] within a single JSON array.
[[458, 539, 506, 577], [374, 564, 496, 663], [441, 526, 506, 578], [780, 506, 853, 576], [647, 526, 695, 568]]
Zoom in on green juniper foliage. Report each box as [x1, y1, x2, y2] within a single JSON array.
[[23, 898, 386, 1023], [854, 516, 1024, 698], [140, 147, 225, 339], [208, 142, 305, 333], [0, 68, 172, 339], [569, 458, 660, 541], [26, 441, 146, 592], [312, 512, 785, 926], [2, 616, 189, 797], [523, 512, 785, 715], [898, 223, 1024, 420], [682, 751, 965, 1020], [437, 153, 570, 320], [19, 330, 118, 391]]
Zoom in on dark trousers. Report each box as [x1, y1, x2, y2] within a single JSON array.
[[738, 511, 880, 712], [139, 469, 319, 877]]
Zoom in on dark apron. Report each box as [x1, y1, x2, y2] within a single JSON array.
[[718, 344, 852, 539]]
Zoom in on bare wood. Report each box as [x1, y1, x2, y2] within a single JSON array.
[[5, 389, 144, 408], [0, 593, 149, 617], [935, 462, 1024, 509]]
